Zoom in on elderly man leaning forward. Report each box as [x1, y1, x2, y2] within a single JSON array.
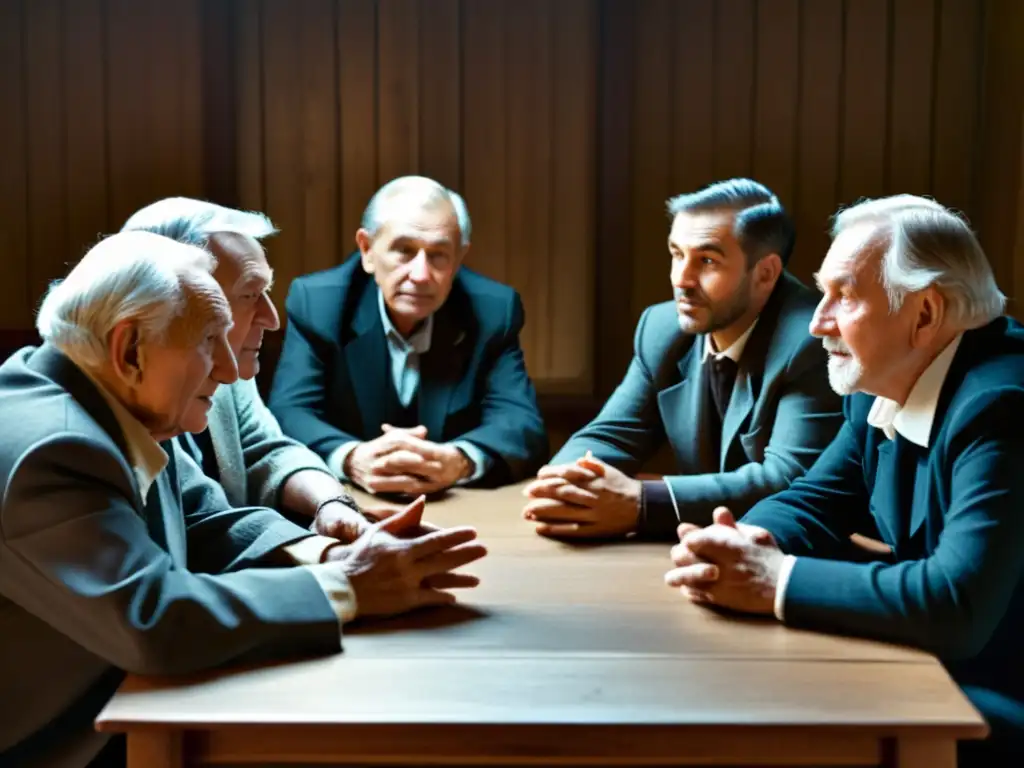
[[0, 232, 486, 768], [122, 197, 412, 542], [668, 195, 1024, 766]]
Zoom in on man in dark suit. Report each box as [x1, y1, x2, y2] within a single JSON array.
[[524, 179, 842, 539], [269, 175, 547, 496], [667, 195, 1020, 765], [0, 232, 485, 768]]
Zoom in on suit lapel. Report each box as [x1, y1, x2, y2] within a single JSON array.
[[419, 305, 468, 441], [658, 341, 719, 474], [869, 436, 921, 551], [147, 444, 187, 566], [206, 387, 246, 505], [343, 285, 389, 438], [719, 366, 754, 469]]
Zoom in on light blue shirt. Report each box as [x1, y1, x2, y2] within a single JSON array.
[[327, 289, 490, 484]]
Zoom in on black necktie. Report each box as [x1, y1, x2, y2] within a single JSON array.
[[707, 355, 738, 419]]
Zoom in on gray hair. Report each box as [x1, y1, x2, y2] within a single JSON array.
[[832, 195, 1006, 327], [361, 176, 472, 247], [37, 231, 220, 369], [121, 197, 277, 248]]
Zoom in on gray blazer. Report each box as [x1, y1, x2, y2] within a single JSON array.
[[0, 346, 340, 767], [183, 377, 342, 510], [552, 273, 843, 535]]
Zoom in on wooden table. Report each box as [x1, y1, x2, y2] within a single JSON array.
[[96, 483, 987, 767]]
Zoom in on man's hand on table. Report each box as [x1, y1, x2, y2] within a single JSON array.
[[345, 424, 473, 497], [323, 496, 486, 618], [521, 453, 641, 539], [665, 507, 783, 616]]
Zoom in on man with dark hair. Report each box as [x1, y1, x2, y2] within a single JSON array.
[[523, 178, 842, 540]]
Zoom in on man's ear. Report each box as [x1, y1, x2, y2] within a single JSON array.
[[355, 229, 374, 274], [910, 287, 945, 348], [109, 320, 142, 385], [755, 252, 782, 291]]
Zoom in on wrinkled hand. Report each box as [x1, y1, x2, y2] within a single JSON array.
[[664, 507, 783, 616], [522, 453, 642, 539], [313, 496, 373, 542], [331, 496, 487, 618], [345, 424, 472, 496]]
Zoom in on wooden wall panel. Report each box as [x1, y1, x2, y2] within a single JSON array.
[[793, 0, 843, 278], [618, 0, 993, 353], [0, 0, 30, 328], [0, 0, 1015, 404], [25, 0, 68, 305], [337, 0, 378, 244]]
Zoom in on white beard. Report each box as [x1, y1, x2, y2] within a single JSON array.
[[826, 354, 863, 395]]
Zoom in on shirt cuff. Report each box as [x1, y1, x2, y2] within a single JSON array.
[[451, 440, 491, 485], [282, 534, 342, 566], [637, 480, 682, 538], [774, 554, 797, 622], [301, 563, 358, 624], [327, 441, 360, 481]]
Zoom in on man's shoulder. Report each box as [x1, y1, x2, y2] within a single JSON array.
[[942, 319, 1024, 424], [446, 267, 521, 335], [454, 267, 519, 309], [0, 353, 128, 485]]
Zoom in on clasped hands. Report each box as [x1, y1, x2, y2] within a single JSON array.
[[521, 452, 642, 538], [346, 423, 472, 496], [665, 506, 785, 616]]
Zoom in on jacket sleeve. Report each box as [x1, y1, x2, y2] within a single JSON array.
[[739, 396, 876, 557], [550, 306, 667, 472], [641, 337, 844, 536], [229, 378, 336, 509], [172, 440, 326, 573], [269, 280, 361, 458], [760, 389, 1024, 659], [453, 291, 549, 485], [0, 434, 340, 677]]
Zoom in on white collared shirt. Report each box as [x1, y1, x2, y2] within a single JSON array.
[[774, 334, 965, 621], [62, 352, 169, 503], [866, 334, 963, 447], [702, 318, 759, 365]]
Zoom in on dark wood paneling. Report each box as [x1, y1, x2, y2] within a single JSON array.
[[0, 0, 1014, 405]]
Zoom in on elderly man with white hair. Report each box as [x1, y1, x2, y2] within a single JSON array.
[[666, 195, 1024, 765], [122, 197, 406, 542], [268, 175, 548, 497], [0, 232, 486, 768]]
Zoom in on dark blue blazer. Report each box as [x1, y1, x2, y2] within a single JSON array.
[[268, 254, 548, 486], [742, 317, 1024, 762]]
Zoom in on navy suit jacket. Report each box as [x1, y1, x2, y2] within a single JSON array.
[[268, 254, 548, 486], [742, 317, 1024, 761], [553, 273, 842, 533]]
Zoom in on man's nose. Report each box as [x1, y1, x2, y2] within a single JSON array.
[[213, 338, 239, 384], [257, 293, 280, 331], [809, 298, 835, 338], [408, 251, 431, 282]]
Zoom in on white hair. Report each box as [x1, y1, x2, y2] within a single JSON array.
[[37, 231, 219, 370], [361, 175, 472, 247], [121, 197, 277, 247], [832, 195, 1006, 327]]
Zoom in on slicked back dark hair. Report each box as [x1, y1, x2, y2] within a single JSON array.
[[666, 178, 795, 267]]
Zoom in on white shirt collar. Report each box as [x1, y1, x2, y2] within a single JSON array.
[[60, 350, 169, 502], [867, 334, 963, 447], [377, 287, 433, 354], [703, 317, 758, 364]]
